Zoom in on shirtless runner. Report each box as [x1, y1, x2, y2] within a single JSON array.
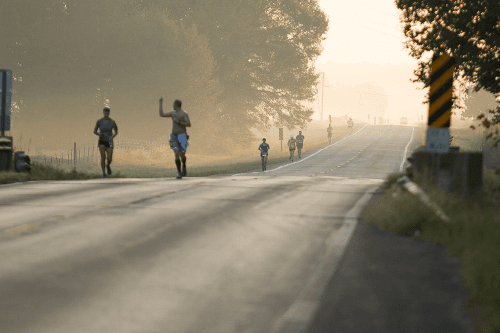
[[159, 98, 191, 179]]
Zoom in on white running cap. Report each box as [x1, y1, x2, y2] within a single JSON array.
[[290, 135, 293, 138]]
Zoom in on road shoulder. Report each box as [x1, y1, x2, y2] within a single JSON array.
[[304, 216, 475, 333]]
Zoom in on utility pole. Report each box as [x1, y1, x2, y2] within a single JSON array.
[[321, 72, 324, 122]]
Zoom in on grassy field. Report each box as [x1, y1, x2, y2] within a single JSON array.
[[0, 122, 360, 183], [360, 123, 500, 333]]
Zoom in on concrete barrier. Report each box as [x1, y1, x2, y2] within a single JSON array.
[[406, 146, 483, 204]]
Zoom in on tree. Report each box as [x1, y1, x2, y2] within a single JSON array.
[[396, 0, 500, 147], [0, 0, 223, 147], [126, 0, 329, 144], [1, 0, 328, 152], [463, 89, 498, 119]]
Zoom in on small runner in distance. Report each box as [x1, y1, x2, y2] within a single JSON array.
[[296, 131, 304, 158], [287, 135, 296, 162], [258, 138, 270, 171], [348, 117, 354, 135]]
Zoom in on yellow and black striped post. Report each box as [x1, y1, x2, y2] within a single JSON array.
[[429, 53, 455, 127], [426, 53, 455, 153]]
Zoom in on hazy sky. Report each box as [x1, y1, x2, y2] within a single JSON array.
[[316, 0, 413, 65], [312, 0, 434, 123]]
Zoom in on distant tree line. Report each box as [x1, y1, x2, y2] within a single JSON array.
[[0, 0, 328, 150]]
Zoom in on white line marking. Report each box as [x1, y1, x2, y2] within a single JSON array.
[[232, 125, 369, 176], [400, 125, 415, 172]]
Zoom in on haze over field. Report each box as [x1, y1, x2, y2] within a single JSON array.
[[1, 0, 492, 161]]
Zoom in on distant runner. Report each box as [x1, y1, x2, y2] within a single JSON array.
[[159, 98, 191, 179], [296, 131, 305, 158], [327, 124, 333, 144], [258, 138, 270, 171], [288, 135, 296, 162], [93, 107, 118, 178], [348, 117, 354, 135]]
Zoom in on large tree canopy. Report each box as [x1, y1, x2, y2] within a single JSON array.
[[1, 0, 328, 150], [463, 89, 498, 119], [396, 0, 500, 146], [126, 0, 328, 137], [0, 0, 223, 146]]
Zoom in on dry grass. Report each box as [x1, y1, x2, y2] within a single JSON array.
[[25, 121, 358, 174], [361, 121, 500, 333]]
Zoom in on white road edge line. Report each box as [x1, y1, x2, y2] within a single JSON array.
[[232, 125, 369, 176], [270, 186, 378, 333], [399, 125, 415, 173]]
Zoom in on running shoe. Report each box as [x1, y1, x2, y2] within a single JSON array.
[[102, 174, 107, 178], [106, 164, 112, 175], [176, 172, 182, 179]]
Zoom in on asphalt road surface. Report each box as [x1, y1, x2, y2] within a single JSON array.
[[1, 125, 427, 333]]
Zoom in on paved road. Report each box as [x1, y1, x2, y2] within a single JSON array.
[[1, 124, 463, 333]]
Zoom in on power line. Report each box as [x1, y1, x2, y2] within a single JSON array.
[[336, 12, 400, 30], [348, 0, 400, 19], [331, 16, 403, 39], [363, 18, 400, 31], [355, 24, 402, 39]]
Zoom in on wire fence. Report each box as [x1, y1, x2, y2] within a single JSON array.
[[30, 136, 172, 168]]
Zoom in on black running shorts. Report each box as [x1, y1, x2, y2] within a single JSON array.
[[98, 140, 113, 148]]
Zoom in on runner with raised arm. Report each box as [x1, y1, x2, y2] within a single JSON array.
[[93, 107, 118, 178], [159, 98, 191, 179], [258, 138, 270, 171]]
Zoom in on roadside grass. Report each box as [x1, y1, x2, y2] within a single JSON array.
[[0, 154, 294, 184], [0, 151, 289, 184], [0, 162, 103, 184], [0, 124, 361, 184], [102, 154, 293, 178], [360, 127, 500, 333]]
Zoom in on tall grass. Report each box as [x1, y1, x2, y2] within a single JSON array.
[[361, 168, 500, 333], [361, 124, 500, 333], [1, 124, 355, 183]]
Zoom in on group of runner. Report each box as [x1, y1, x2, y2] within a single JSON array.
[[93, 98, 191, 179], [257, 131, 305, 171], [93, 102, 354, 178]]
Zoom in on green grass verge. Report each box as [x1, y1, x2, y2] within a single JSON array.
[[360, 168, 500, 333], [0, 154, 294, 184]]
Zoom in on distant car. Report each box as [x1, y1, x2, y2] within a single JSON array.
[[400, 117, 408, 125]]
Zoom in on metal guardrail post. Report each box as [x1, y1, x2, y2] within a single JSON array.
[[397, 176, 450, 222]]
